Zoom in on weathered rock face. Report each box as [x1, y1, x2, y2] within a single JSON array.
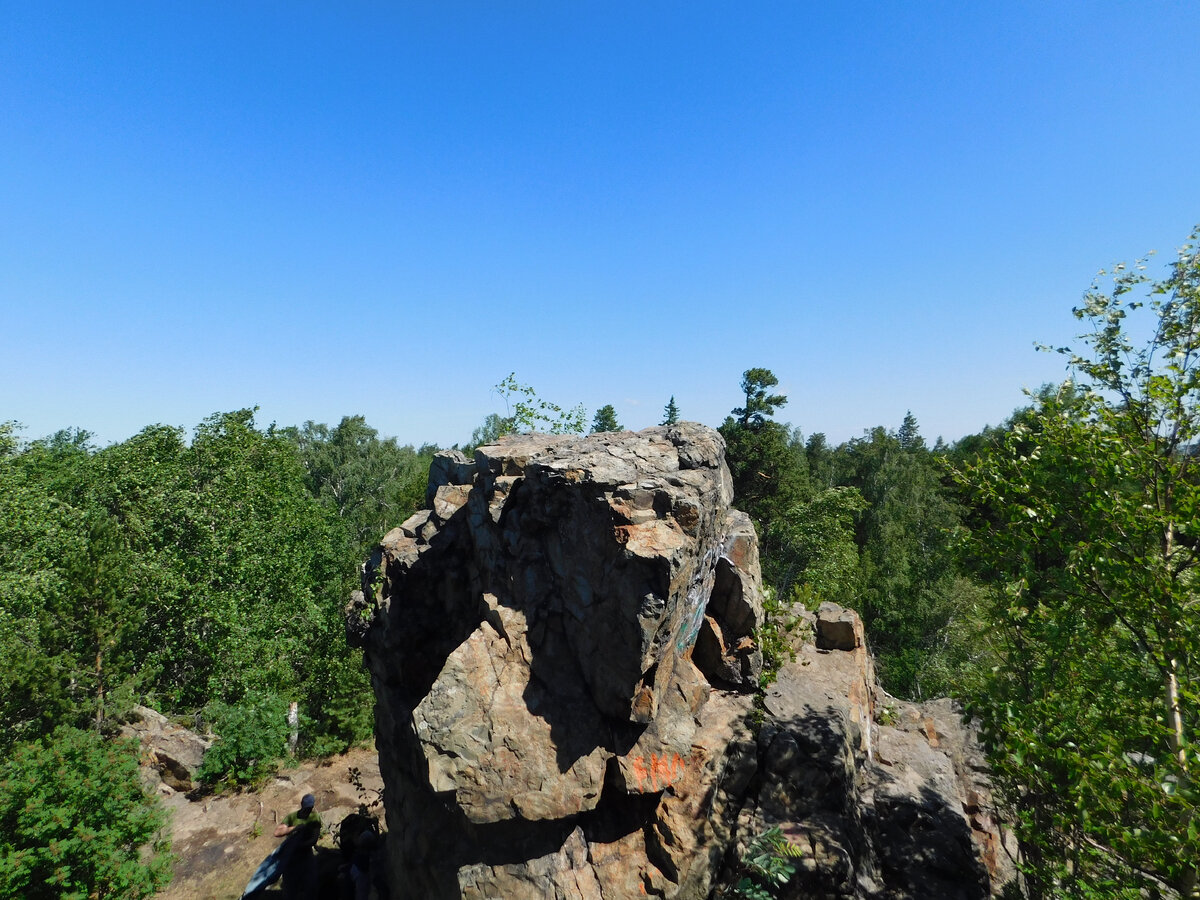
[[351, 425, 1006, 899], [724, 602, 1012, 899], [120, 705, 211, 794], [352, 425, 764, 898]]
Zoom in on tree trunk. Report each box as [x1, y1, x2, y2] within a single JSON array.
[[94, 645, 104, 732]]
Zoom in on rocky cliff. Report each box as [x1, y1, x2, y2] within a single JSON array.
[[349, 424, 1009, 899]]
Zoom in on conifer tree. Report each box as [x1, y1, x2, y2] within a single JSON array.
[[591, 405, 621, 433], [661, 396, 680, 425]]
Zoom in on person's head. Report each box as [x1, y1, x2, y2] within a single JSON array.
[[299, 794, 316, 816]]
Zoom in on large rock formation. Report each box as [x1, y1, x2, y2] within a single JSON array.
[[350, 424, 762, 898], [350, 425, 1007, 899]]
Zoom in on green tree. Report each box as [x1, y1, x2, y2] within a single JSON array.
[[180, 410, 366, 750], [0, 727, 172, 899], [494, 374, 586, 434], [896, 410, 923, 451], [0, 445, 77, 751], [804, 433, 836, 490], [956, 228, 1200, 896], [661, 396, 680, 426], [197, 693, 292, 786], [765, 485, 865, 609], [283, 416, 433, 558], [0, 421, 19, 457], [591, 404, 621, 433], [719, 370, 825, 606], [733, 368, 787, 428], [719, 372, 807, 538], [838, 418, 970, 698]]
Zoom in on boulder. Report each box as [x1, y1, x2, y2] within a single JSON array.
[[815, 601, 863, 651], [120, 705, 211, 793]]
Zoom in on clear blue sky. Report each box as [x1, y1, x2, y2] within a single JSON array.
[[3, 2, 1198, 449]]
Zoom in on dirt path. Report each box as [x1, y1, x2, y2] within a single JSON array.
[[157, 747, 383, 900]]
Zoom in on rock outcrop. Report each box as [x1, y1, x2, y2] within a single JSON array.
[[350, 425, 1007, 899], [728, 602, 1012, 898], [120, 705, 211, 794]]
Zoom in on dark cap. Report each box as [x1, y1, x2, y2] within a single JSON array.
[[300, 794, 316, 810]]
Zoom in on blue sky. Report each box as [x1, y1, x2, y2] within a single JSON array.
[[3, 2, 1198, 449]]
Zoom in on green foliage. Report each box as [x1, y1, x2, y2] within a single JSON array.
[[464, 412, 512, 453], [954, 227, 1200, 896], [836, 418, 974, 699], [282, 415, 434, 560], [0, 726, 172, 900], [494, 374, 586, 434], [764, 485, 865, 608], [590, 404, 621, 433], [0, 408, 374, 760], [755, 586, 795, 688], [0, 421, 19, 457], [718, 372, 807, 550], [661, 395, 680, 426], [298, 641, 374, 758], [733, 368, 787, 428], [198, 694, 292, 786], [0, 448, 77, 752], [729, 826, 803, 899], [720, 417, 808, 533]]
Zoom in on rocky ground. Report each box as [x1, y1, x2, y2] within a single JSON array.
[[153, 746, 384, 900]]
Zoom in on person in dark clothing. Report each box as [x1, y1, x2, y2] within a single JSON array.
[[275, 793, 321, 900]]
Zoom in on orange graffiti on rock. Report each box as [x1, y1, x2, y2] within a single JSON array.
[[629, 752, 690, 792]]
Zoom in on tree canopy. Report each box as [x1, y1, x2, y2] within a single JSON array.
[[955, 228, 1200, 896], [591, 404, 621, 433], [661, 396, 680, 426]]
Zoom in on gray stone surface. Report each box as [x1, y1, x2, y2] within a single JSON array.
[[723, 604, 1004, 899], [354, 424, 762, 899], [351, 428, 1005, 899], [120, 705, 211, 793]]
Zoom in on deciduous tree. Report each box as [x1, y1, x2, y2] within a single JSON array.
[[956, 228, 1200, 895], [494, 374, 586, 434]]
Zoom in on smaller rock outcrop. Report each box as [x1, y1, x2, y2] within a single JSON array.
[[720, 602, 1012, 898], [120, 705, 211, 794]]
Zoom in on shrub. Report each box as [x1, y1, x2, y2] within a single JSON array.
[[0, 726, 172, 900], [198, 693, 291, 786]]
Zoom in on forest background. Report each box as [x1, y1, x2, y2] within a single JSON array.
[[4, 232, 1200, 898]]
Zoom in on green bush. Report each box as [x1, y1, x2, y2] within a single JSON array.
[[730, 826, 804, 899], [198, 694, 291, 786], [0, 726, 172, 900]]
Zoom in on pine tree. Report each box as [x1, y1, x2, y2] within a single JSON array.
[[591, 404, 620, 433], [732, 368, 787, 428], [661, 396, 680, 425]]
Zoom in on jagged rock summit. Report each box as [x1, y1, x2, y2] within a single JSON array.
[[350, 424, 1003, 899], [350, 424, 762, 897]]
